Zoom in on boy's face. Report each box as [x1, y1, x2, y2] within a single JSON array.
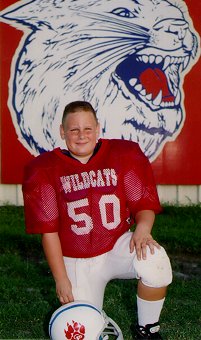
[[60, 110, 100, 163]]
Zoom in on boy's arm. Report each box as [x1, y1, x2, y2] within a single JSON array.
[[129, 210, 160, 260], [42, 232, 74, 304]]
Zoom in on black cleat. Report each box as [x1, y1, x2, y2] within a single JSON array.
[[131, 322, 163, 339]]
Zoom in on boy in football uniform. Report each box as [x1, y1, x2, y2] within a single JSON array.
[[22, 101, 172, 339]]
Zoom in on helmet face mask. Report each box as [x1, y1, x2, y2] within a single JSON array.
[[49, 301, 123, 340]]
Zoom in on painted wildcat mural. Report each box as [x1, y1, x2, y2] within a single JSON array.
[[0, 0, 200, 160]]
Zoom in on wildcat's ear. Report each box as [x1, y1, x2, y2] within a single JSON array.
[[0, 0, 60, 28]]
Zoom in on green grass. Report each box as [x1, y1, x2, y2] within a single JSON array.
[[0, 205, 201, 339], [153, 205, 201, 255]]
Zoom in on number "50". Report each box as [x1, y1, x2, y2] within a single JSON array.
[[67, 194, 121, 235]]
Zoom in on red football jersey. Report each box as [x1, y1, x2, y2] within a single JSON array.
[[22, 139, 161, 258]]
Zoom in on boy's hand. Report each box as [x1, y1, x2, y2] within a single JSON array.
[[130, 231, 160, 260], [129, 210, 160, 260], [56, 277, 74, 305]]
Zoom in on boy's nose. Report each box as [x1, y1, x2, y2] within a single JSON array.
[[78, 131, 85, 139]]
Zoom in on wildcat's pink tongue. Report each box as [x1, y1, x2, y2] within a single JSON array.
[[139, 68, 174, 102]]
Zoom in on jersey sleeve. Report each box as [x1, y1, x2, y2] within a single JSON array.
[[22, 161, 59, 234], [124, 144, 162, 215]]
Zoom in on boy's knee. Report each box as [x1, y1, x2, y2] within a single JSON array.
[[134, 246, 173, 288]]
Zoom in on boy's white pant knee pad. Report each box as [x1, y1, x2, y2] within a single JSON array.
[[134, 246, 172, 288]]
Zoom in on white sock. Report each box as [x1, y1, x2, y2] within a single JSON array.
[[137, 295, 165, 327]]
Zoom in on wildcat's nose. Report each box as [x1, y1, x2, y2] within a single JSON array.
[[151, 18, 194, 52], [167, 20, 189, 40], [153, 18, 189, 40]]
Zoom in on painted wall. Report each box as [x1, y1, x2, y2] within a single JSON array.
[[0, 0, 201, 186]]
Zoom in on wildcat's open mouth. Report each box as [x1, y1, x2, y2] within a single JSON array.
[[115, 53, 190, 110]]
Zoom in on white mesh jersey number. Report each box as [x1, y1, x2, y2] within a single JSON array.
[[67, 198, 93, 235], [67, 194, 121, 235], [99, 194, 120, 230]]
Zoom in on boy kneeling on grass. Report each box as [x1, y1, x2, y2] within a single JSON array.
[[22, 101, 172, 339]]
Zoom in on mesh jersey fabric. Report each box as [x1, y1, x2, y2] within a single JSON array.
[[22, 139, 161, 258]]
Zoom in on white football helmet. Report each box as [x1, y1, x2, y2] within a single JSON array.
[[49, 301, 123, 340]]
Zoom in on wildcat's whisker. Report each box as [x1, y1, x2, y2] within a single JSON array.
[[79, 28, 149, 42], [69, 39, 142, 60], [78, 11, 149, 36], [73, 46, 134, 86]]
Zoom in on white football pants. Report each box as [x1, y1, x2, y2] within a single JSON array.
[[63, 232, 172, 309]]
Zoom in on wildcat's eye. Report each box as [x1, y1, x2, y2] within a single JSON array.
[[110, 7, 135, 18]]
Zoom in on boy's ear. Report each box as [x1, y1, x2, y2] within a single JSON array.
[[96, 122, 100, 138], [60, 124, 65, 139]]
